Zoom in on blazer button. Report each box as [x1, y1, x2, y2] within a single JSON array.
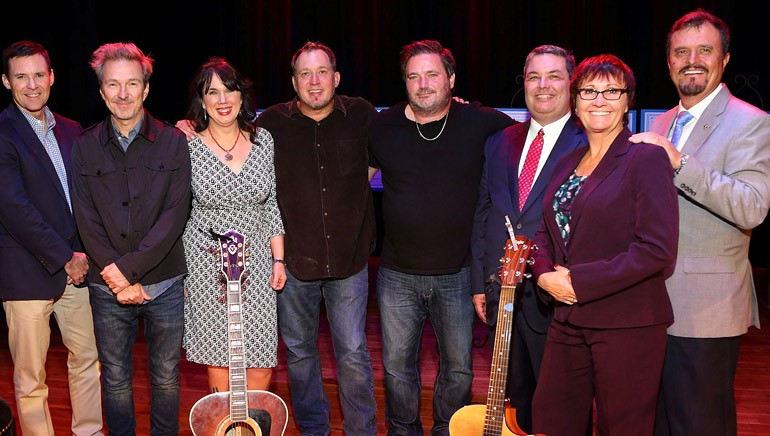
[[120, 233, 127, 239], [96, 170, 102, 176], [122, 201, 129, 206]]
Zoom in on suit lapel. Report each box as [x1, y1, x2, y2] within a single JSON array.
[[569, 129, 631, 238], [544, 149, 581, 258], [681, 86, 730, 156], [507, 121, 529, 212], [521, 117, 586, 215], [9, 105, 68, 203]]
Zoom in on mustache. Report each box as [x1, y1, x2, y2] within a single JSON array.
[[679, 64, 708, 74], [416, 88, 434, 95]]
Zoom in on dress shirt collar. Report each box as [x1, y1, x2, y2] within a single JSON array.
[[289, 94, 347, 119]]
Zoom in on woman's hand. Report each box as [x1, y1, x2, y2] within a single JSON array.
[[537, 265, 578, 305]]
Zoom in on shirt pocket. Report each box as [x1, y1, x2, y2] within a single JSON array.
[[142, 156, 183, 195], [335, 138, 368, 178], [682, 256, 736, 274], [142, 156, 183, 172], [79, 161, 119, 203]]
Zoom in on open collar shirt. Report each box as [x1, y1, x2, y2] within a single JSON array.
[[255, 95, 377, 280]]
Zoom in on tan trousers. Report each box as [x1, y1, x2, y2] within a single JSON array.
[[3, 284, 103, 435]]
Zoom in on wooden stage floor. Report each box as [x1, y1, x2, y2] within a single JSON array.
[[1, 262, 769, 435]]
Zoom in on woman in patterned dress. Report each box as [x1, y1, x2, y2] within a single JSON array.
[[182, 57, 285, 392]]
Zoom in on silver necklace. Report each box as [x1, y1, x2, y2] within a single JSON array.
[[415, 112, 448, 141]]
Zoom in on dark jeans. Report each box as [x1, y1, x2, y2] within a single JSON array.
[[377, 266, 474, 436], [90, 280, 184, 436], [278, 266, 376, 435]]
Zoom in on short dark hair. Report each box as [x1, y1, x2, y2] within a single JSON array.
[[290, 41, 337, 75], [666, 9, 730, 56], [399, 40, 456, 82], [524, 45, 576, 79], [186, 57, 257, 142], [570, 53, 636, 127], [3, 40, 51, 77]]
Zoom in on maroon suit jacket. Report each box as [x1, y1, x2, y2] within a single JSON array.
[[531, 129, 678, 329]]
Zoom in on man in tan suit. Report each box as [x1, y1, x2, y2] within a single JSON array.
[[631, 9, 770, 436]]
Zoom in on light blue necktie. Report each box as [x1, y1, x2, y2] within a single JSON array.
[[670, 110, 694, 149]]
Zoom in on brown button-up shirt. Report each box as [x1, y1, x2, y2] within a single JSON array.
[[256, 95, 376, 280]]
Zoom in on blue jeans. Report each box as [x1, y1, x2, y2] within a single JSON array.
[[89, 280, 184, 436], [377, 266, 474, 436], [277, 266, 376, 435]]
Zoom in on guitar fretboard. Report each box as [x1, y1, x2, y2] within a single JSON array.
[[227, 280, 248, 422], [484, 284, 515, 435]]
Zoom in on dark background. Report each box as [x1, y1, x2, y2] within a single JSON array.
[[2, 0, 768, 264]]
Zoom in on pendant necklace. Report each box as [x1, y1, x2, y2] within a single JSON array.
[[208, 127, 241, 161], [415, 112, 449, 141]]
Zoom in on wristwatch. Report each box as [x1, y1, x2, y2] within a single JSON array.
[[674, 154, 689, 175], [273, 258, 286, 265]]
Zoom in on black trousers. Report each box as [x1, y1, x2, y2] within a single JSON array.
[[655, 334, 741, 436]]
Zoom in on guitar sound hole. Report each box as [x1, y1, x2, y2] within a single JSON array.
[[224, 421, 259, 436]]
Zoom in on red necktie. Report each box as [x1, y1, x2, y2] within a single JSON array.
[[518, 128, 544, 211]]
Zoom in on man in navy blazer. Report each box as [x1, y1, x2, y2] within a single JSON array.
[[471, 45, 584, 433], [0, 41, 102, 435]]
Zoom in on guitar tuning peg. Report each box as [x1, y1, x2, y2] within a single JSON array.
[[527, 258, 535, 265], [524, 273, 532, 279], [499, 257, 505, 264]]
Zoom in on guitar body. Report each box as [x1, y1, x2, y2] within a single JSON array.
[[190, 390, 288, 436], [449, 233, 543, 436], [189, 230, 289, 436], [449, 404, 520, 435]]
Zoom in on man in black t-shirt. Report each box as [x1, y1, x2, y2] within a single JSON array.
[[368, 39, 515, 435]]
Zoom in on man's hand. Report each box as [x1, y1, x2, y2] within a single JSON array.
[[269, 263, 287, 291], [116, 283, 151, 305], [629, 132, 683, 168], [473, 294, 487, 324], [175, 119, 196, 140], [101, 263, 130, 294], [64, 252, 89, 285]]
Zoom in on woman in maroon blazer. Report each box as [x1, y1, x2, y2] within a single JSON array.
[[530, 54, 679, 436]]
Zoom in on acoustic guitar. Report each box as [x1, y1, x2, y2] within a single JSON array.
[[449, 233, 544, 436], [189, 229, 288, 436]]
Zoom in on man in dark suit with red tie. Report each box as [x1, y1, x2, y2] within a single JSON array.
[[471, 45, 585, 434]]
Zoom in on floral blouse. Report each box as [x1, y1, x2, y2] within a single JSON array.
[[553, 172, 588, 245]]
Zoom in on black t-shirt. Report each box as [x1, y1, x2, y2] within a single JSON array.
[[369, 100, 515, 275]]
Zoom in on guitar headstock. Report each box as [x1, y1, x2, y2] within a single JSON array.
[[499, 235, 535, 287], [213, 229, 246, 282]]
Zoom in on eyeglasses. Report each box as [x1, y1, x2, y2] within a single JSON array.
[[577, 88, 628, 100]]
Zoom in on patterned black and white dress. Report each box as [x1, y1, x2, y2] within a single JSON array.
[[182, 127, 284, 368]]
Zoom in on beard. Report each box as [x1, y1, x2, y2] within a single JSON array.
[[677, 64, 709, 96], [301, 93, 334, 111], [678, 81, 707, 96], [409, 87, 452, 118]]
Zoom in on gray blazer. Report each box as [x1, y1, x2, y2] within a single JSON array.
[[651, 85, 770, 337]]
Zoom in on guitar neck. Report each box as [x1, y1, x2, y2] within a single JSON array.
[[484, 284, 516, 431], [227, 279, 248, 422]]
